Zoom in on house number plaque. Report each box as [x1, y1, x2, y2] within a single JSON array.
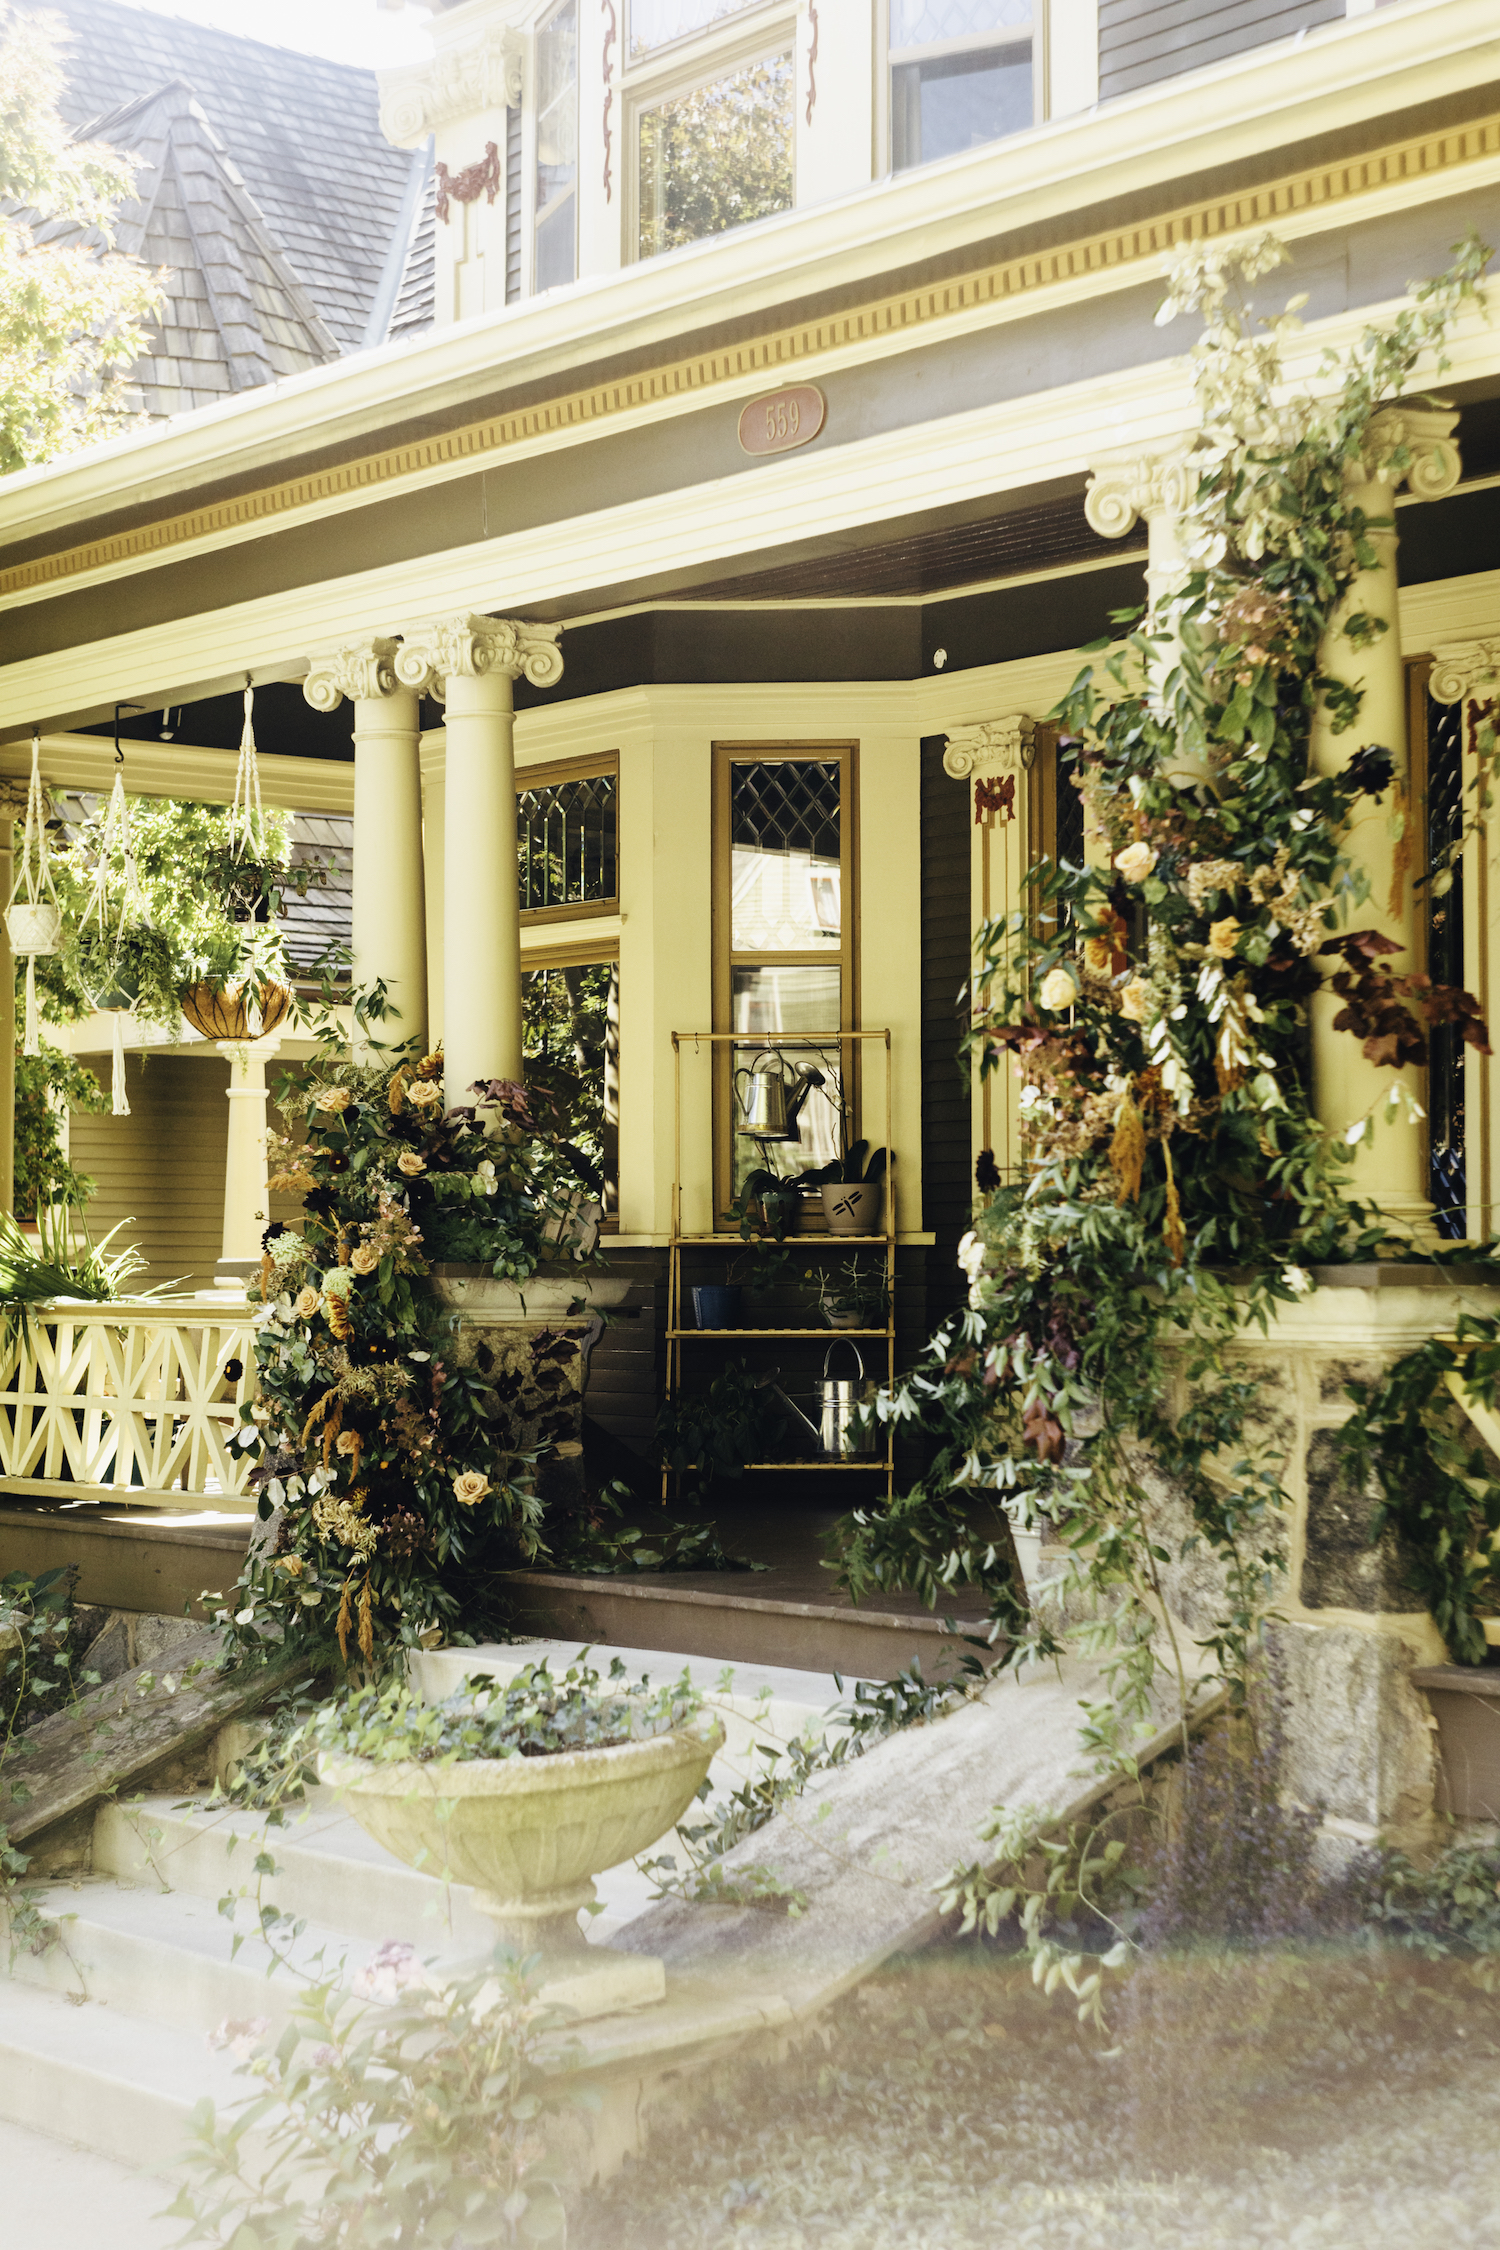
[[738, 383, 826, 456]]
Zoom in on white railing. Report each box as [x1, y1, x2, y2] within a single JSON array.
[[0, 1299, 259, 1515]]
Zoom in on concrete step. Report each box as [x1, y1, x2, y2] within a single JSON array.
[[0, 2116, 183, 2250], [92, 1793, 498, 1953], [7, 1872, 383, 2040], [502, 1568, 989, 1677], [0, 1975, 245, 2173]]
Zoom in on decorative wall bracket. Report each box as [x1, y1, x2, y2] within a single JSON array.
[[379, 27, 524, 148], [942, 716, 1037, 782], [435, 142, 501, 225], [1429, 637, 1500, 706]]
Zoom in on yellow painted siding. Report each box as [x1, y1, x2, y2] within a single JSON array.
[[69, 1055, 228, 1290]]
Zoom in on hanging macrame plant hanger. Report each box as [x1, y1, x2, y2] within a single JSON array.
[[229, 673, 264, 862], [81, 710, 149, 1117], [5, 730, 62, 1058]]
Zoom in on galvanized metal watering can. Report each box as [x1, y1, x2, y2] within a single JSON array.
[[770, 1340, 877, 1459], [734, 1050, 826, 1141]]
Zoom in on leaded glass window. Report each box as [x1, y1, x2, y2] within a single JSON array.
[[517, 764, 617, 916]]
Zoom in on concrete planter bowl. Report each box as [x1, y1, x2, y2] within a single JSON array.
[[321, 1712, 724, 2014], [430, 1267, 634, 1321]]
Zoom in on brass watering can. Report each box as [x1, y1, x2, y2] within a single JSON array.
[[734, 1050, 826, 1142]]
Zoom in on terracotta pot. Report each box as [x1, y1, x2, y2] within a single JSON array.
[[820, 1179, 883, 1235], [179, 977, 292, 1040], [5, 901, 61, 956]]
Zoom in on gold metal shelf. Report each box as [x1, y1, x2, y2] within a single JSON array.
[[666, 1024, 897, 1504], [667, 1326, 888, 1340]]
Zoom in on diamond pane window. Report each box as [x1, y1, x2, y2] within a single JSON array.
[[629, 0, 759, 56], [892, 0, 1030, 41], [518, 769, 617, 913], [730, 758, 841, 951]]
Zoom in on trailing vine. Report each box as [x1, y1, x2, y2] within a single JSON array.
[[828, 229, 1493, 1973], [223, 1011, 604, 1666]]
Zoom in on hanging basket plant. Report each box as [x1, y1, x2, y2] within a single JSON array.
[[180, 974, 293, 1042], [7, 733, 62, 1055]]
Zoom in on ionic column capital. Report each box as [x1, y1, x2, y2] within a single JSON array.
[[392, 614, 565, 695], [942, 716, 1037, 781], [302, 637, 401, 711], [1352, 405, 1461, 501], [1429, 636, 1500, 706], [1084, 442, 1198, 541]]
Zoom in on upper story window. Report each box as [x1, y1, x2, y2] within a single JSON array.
[[535, 0, 579, 291], [629, 0, 762, 56], [891, 0, 1034, 173], [637, 50, 793, 259]]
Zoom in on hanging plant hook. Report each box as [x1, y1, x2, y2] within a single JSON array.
[[113, 701, 144, 767]]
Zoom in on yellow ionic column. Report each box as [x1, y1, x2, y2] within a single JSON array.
[[393, 617, 564, 1110], [1308, 408, 1460, 1234], [303, 638, 428, 1059], [216, 1034, 281, 1284]]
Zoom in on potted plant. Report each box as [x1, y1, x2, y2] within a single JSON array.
[[315, 1655, 722, 2007], [801, 1140, 889, 1235], [808, 1253, 889, 1330], [657, 1358, 797, 1484]]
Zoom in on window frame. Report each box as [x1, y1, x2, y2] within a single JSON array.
[[516, 748, 620, 927], [711, 739, 859, 1229], [886, 1, 1044, 174], [622, 5, 797, 266], [534, 0, 580, 293], [521, 933, 621, 1229]]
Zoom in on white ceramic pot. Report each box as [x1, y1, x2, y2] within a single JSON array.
[[5, 900, 61, 956], [430, 1268, 634, 1321], [321, 1714, 723, 1949], [820, 1180, 883, 1235]]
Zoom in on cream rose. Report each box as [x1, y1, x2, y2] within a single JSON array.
[[312, 1086, 352, 1113], [396, 1151, 426, 1176], [1037, 965, 1078, 1013], [1114, 842, 1157, 884], [293, 1286, 322, 1320], [349, 1245, 379, 1275], [408, 1079, 443, 1110], [452, 1470, 491, 1507]]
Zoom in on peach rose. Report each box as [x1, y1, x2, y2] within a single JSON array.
[[312, 1086, 352, 1113], [349, 1246, 379, 1275], [293, 1286, 322, 1320], [452, 1470, 491, 1507], [397, 1151, 426, 1177], [408, 1079, 443, 1110]]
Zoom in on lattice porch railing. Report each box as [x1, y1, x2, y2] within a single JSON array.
[[0, 1301, 259, 1514]]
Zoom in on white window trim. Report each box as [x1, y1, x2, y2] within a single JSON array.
[[622, 9, 798, 266], [621, 0, 792, 84], [533, 0, 581, 295]]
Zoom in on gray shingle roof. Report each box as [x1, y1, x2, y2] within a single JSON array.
[[83, 81, 344, 417], [23, 0, 426, 354]]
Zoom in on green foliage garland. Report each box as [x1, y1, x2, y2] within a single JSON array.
[[225, 1033, 603, 1665], [834, 231, 1493, 1780]]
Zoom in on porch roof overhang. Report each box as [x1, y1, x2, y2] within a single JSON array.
[[1, 0, 1500, 733]]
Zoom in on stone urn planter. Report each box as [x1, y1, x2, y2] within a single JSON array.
[[321, 1712, 724, 2017], [430, 1266, 634, 1321]]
